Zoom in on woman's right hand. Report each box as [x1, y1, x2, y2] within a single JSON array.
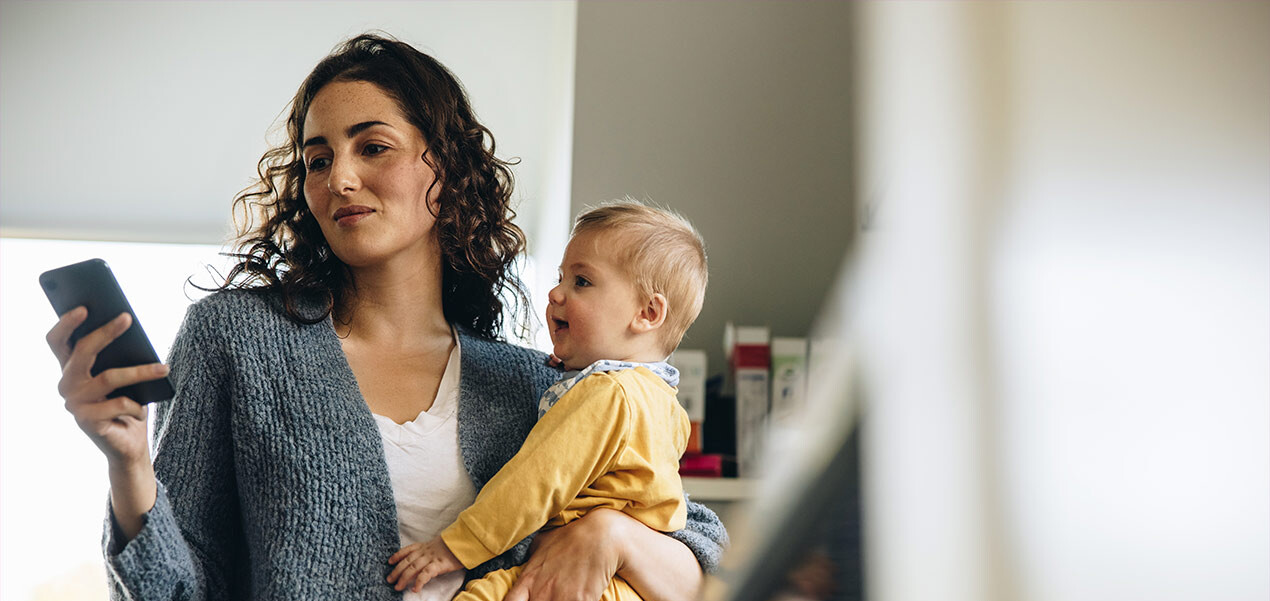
[[45, 307, 165, 467], [48, 307, 165, 540]]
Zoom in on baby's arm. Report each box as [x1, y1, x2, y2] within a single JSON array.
[[441, 375, 633, 568], [386, 537, 463, 593]]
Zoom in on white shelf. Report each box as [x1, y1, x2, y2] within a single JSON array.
[[682, 477, 757, 502]]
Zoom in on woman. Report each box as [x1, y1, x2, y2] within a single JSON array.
[[45, 34, 725, 601]]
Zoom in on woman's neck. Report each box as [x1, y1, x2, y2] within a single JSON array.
[[335, 248, 450, 349]]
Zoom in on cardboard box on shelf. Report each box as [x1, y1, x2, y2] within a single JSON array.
[[669, 349, 707, 453], [770, 337, 808, 424], [727, 323, 770, 478]]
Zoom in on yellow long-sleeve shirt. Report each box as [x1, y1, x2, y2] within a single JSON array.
[[441, 366, 690, 569]]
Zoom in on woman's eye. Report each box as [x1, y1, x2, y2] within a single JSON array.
[[306, 157, 330, 172], [363, 143, 387, 156]]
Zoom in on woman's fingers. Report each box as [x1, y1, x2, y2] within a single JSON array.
[[63, 362, 167, 405], [71, 395, 146, 426], [63, 312, 131, 376], [504, 576, 531, 601], [97, 363, 168, 398], [45, 306, 88, 366], [513, 510, 624, 601], [69, 395, 150, 464]]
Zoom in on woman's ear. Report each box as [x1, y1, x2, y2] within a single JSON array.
[[631, 293, 668, 334]]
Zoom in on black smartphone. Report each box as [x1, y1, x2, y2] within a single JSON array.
[[39, 258, 175, 404]]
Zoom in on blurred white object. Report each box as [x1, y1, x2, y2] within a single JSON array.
[[853, 2, 1269, 601], [710, 3, 1268, 601], [669, 349, 708, 423]]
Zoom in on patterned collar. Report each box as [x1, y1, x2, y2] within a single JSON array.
[[538, 360, 679, 419]]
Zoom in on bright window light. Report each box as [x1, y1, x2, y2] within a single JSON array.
[[0, 238, 226, 601]]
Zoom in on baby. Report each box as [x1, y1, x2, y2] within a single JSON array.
[[386, 200, 709, 601]]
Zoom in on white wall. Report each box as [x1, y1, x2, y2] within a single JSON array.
[[571, 1, 855, 373], [0, 0, 576, 258]]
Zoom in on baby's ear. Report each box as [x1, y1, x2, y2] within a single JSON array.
[[631, 293, 668, 334]]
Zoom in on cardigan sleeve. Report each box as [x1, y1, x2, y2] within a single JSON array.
[[102, 299, 244, 600], [670, 498, 729, 574]]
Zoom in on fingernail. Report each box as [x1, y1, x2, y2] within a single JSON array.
[[154, 364, 169, 376]]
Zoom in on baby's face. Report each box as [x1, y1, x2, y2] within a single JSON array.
[[545, 230, 644, 371]]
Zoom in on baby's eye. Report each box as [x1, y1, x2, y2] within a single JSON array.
[[305, 156, 330, 172], [574, 276, 591, 287], [363, 143, 387, 156]]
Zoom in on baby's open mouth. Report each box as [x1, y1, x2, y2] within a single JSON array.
[[552, 318, 568, 331]]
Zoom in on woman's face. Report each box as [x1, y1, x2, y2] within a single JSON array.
[[301, 80, 441, 269]]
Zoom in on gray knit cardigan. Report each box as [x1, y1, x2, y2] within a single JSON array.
[[103, 290, 726, 600]]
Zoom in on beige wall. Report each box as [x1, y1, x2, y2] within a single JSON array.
[[571, 1, 855, 373]]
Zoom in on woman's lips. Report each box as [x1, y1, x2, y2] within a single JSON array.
[[333, 205, 374, 225]]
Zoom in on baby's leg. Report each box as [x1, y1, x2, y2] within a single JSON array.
[[454, 568, 643, 601], [602, 576, 644, 601], [454, 566, 522, 601]]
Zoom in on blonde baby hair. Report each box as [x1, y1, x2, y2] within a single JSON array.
[[572, 198, 708, 355]]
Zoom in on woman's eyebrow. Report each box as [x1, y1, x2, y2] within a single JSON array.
[[302, 120, 392, 148], [346, 120, 390, 137]]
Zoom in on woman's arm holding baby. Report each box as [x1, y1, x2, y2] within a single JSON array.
[[506, 508, 702, 601], [611, 509, 705, 601]]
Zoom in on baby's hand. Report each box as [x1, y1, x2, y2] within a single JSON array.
[[387, 538, 464, 592]]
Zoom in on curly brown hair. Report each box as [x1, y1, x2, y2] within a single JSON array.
[[216, 33, 530, 341]]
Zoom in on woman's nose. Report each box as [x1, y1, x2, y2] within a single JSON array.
[[327, 157, 361, 196]]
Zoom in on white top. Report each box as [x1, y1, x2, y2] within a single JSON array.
[[374, 334, 477, 601]]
